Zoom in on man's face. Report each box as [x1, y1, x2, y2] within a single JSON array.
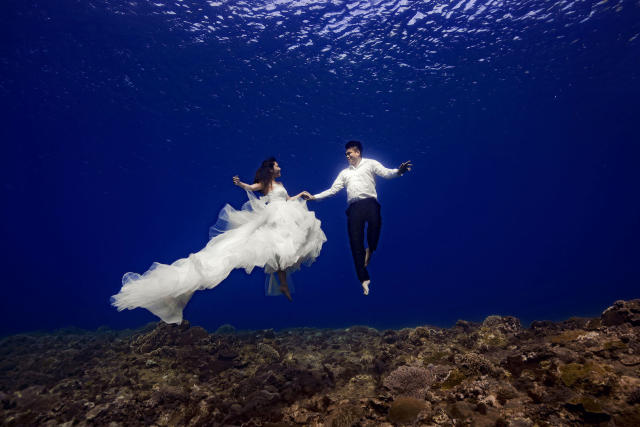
[[273, 162, 282, 178], [345, 147, 361, 166]]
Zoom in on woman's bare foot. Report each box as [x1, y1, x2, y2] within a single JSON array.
[[279, 285, 293, 301], [364, 248, 372, 267], [276, 270, 292, 301]]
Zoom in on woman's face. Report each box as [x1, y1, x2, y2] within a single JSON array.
[[272, 162, 282, 178]]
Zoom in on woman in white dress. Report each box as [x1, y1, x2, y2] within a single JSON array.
[[111, 157, 326, 324]]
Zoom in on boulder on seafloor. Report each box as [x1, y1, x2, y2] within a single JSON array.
[[601, 299, 640, 326], [482, 315, 523, 334], [132, 320, 210, 353], [388, 396, 429, 425]]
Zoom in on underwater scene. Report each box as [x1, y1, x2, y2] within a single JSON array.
[[2, 0, 640, 425]]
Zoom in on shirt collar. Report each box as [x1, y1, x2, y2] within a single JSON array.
[[349, 158, 366, 170]]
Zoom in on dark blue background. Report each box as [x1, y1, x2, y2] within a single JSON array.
[[1, 0, 639, 335]]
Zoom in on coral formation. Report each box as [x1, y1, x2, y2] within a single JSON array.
[[382, 365, 436, 398], [1, 299, 640, 425]]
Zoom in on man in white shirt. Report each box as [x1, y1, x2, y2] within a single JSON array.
[[305, 141, 412, 295]]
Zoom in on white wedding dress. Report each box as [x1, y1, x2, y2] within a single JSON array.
[[111, 183, 326, 324]]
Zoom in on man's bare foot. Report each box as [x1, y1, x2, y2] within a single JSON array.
[[364, 248, 372, 267], [279, 285, 293, 301], [361, 280, 370, 295]]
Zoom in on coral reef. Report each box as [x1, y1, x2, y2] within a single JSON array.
[[383, 365, 437, 399], [1, 299, 640, 426]]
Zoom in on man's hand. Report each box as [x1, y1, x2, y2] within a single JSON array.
[[301, 191, 315, 200], [398, 161, 413, 175]]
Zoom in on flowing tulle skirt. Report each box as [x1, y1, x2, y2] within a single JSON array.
[[111, 191, 326, 323]]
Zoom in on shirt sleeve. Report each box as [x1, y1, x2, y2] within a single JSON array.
[[313, 173, 345, 200], [371, 160, 399, 179]]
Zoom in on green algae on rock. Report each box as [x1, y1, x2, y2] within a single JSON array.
[[438, 368, 466, 390], [559, 362, 592, 387]]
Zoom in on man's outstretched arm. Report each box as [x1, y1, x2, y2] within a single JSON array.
[[372, 160, 413, 178], [307, 173, 345, 200]]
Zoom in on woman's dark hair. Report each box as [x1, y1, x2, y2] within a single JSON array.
[[254, 157, 277, 195], [345, 140, 363, 153]]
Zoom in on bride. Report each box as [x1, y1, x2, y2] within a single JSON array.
[[111, 157, 326, 324]]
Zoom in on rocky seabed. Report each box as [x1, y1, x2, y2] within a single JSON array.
[[2, 299, 640, 426]]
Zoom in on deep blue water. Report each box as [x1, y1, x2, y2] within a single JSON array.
[[1, 0, 639, 336]]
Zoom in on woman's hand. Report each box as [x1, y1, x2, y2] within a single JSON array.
[[290, 191, 311, 200], [234, 177, 263, 192], [300, 191, 314, 200]]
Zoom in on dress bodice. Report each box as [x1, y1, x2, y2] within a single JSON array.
[[264, 183, 288, 202]]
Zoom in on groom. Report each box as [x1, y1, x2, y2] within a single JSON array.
[[304, 141, 412, 295]]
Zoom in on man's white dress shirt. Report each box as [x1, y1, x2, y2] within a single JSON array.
[[313, 158, 399, 204]]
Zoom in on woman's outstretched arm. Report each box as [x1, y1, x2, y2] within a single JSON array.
[[233, 175, 263, 192]]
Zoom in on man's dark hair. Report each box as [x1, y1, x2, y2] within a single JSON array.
[[345, 140, 363, 153]]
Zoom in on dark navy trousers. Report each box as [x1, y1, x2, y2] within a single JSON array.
[[346, 197, 382, 283]]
